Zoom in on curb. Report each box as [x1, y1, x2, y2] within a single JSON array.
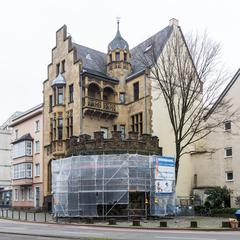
[[0, 217, 240, 232]]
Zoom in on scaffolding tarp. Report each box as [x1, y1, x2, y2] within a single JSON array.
[[52, 154, 175, 217]]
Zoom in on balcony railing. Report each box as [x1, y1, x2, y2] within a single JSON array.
[[83, 97, 118, 113]]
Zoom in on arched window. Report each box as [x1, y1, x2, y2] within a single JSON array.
[[88, 83, 101, 99]]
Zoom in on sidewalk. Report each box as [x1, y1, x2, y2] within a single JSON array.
[[0, 209, 237, 230]]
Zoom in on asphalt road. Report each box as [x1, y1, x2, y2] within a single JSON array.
[[0, 219, 240, 240]]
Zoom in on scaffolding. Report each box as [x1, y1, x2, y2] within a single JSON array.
[[52, 154, 175, 218]]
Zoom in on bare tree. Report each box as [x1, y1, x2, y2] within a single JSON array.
[[137, 30, 237, 182]]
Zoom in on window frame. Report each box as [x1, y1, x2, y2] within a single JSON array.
[[133, 82, 139, 101], [226, 171, 233, 181], [35, 140, 40, 154], [35, 120, 40, 132], [35, 163, 40, 177], [224, 121, 231, 131], [115, 52, 120, 61], [69, 84, 74, 103], [224, 147, 232, 158]]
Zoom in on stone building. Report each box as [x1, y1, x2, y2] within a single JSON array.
[[43, 19, 194, 207], [191, 69, 240, 207], [10, 104, 44, 209]]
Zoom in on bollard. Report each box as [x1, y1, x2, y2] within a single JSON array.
[[18, 211, 20, 220], [132, 219, 141, 226], [1, 209, 3, 217], [56, 213, 58, 223], [44, 212, 47, 222], [222, 221, 231, 228], [108, 218, 117, 225], [6, 210, 8, 219], [190, 221, 198, 228], [25, 212, 27, 221], [160, 221, 167, 227], [86, 218, 94, 224], [33, 212, 36, 222], [12, 210, 14, 219]]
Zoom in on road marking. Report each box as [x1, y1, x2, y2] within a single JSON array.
[[155, 237, 217, 240], [60, 230, 103, 236]]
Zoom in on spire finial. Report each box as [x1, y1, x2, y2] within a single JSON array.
[[116, 16, 120, 31]]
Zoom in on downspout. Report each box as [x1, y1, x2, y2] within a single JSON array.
[[144, 70, 148, 134], [79, 70, 85, 134]]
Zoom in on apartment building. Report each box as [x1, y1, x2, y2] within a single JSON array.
[[10, 104, 43, 209]]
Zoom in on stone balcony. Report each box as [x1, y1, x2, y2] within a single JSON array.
[[66, 131, 162, 156], [82, 97, 118, 118]]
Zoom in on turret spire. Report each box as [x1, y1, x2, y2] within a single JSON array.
[[116, 17, 120, 31]]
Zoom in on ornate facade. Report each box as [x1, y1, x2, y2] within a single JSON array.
[[43, 19, 193, 208]]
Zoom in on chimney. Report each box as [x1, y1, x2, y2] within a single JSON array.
[[169, 18, 179, 27]]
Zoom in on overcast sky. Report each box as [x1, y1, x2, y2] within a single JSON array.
[[0, 0, 239, 124]]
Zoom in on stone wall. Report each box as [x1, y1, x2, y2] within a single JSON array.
[[66, 131, 162, 156]]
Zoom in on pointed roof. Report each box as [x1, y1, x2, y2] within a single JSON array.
[[72, 23, 174, 77], [108, 28, 129, 52], [51, 73, 66, 86], [11, 133, 33, 144]]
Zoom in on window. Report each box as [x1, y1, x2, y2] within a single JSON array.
[[224, 147, 232, 157], [13, 163, 32, 179], [12, 141, 32, 159], [56, 63, 60, 76], [35, 141, 40, 154], [120, 125, 125, 139], [224, 121, 231, 131], [35, 163, 40, 177], [131, 112, 143, 135], [26, 141, 32, 156], [66, 111, 73, 138], [109, 53, 112, 62], [57, 113, 63, 140], [57, 87, 63, 105], [35, 120, 40, 132], [26, 163, 32, 178], [100, 127, 108, 139], [27, 187, 33, 200], [49, 95, 53, 112], [14, 189, 19, 201], [119, 92, 125, 104], [226, 171, 233, 181], [21, 188, 25, 200], [133, 82, 139, 101], [116, 52, 120, 61], [69, 84, 74, 103], [124, 52, 127, 61], [113, 125, 117, 131], [61, 60, 65, 73], [15, 129, 18, 140]]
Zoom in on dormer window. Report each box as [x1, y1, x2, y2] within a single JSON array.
[[109, 53, 112, 62], [116, 52, 120, 61]]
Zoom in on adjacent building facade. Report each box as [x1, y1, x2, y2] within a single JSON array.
[[191, 69, 240, 207], [0, 112, 22, 206], [42, 19, 195, 208], [10, 104, 44, 209]]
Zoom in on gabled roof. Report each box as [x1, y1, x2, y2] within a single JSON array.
[[11, 133, 33, 144], [130, 25, 173, 75], [72, 24, 174, 78], [206, 68, 240, 118], [73, 43, 107, 75]]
